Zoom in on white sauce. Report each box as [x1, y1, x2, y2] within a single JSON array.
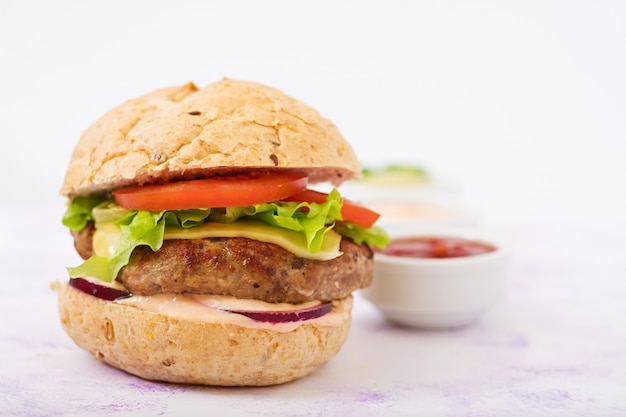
[[116, 293, 350, 333]]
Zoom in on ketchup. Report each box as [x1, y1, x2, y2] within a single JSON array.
[[375, 236, 496, 258]]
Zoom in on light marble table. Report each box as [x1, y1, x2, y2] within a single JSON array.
[[2, 202, 624, 417]]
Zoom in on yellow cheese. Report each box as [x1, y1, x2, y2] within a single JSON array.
[[93, 221, 123, 258], [93, 219, 342, 261]]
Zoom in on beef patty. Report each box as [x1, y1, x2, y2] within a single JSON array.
[[72, 223, 374, 304]]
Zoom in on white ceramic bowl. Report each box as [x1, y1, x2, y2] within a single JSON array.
[[361, 228, 510, 329]]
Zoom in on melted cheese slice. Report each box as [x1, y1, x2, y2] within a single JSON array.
[[93, 219, 342, 261]]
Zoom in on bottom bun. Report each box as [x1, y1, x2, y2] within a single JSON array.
[[54, 283, 352, 386]]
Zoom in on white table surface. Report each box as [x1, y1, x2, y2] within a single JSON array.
[[1, 201, 625, 417], [2, 1, 625, 415]]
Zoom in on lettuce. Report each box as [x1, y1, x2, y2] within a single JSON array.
[[63, 189, 389, 282], [334, 222, 391, 249], [67, 210, 165, 282], [62, 196, 106, 232]]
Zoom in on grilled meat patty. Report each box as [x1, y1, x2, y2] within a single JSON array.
[[72, 223, 374, 303]]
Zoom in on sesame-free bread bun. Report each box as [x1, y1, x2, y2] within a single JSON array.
[[53, 282, 352, 386], [61, 78, 361, 198]]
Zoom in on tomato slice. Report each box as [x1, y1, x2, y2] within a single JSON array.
[[285, 189, 380, 228], [113, 173, 308, 211]]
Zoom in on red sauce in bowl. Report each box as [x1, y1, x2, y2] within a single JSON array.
[[375, 236, 496, 258]]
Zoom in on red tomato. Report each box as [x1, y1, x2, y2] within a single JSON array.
[[285, 189, 380, 228], [113, 173, 308, 211]]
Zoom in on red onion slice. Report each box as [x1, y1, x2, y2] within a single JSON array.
[[224, 302, 333, 323], [68, 279, 332, 323], [69, 277, 132, 301], [190, 295, 333, 323]]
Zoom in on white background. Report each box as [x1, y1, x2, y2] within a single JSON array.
[[2, 3, 625, 416], [1, 0, 624, 227]]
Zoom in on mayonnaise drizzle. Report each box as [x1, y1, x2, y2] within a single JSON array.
[[116, 293, 350, 332]]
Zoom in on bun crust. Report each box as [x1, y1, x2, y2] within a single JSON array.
[[61, 78, 361, 197], [54, 283, 352, 386]]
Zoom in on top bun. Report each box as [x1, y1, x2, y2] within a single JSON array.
[[61, 78, 361, 197]]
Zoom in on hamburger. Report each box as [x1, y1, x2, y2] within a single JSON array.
[[53, 78, 389, 386]]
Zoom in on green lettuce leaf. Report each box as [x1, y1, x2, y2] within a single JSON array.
[[334, 223, 390, 249], [67, 210, 165, 282], [62, 196, 109, 232]]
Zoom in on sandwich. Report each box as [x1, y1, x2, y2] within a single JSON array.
[[53, 78, 389, 386]]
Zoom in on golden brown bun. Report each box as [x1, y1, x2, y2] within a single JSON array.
[[53, 282, 352, 386], [61, 78, 361, 197]]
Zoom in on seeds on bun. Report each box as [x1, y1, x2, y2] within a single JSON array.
[[55, 78, 389, 386], [54, 282, 353, 386], [61, 78, 361, 198]]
